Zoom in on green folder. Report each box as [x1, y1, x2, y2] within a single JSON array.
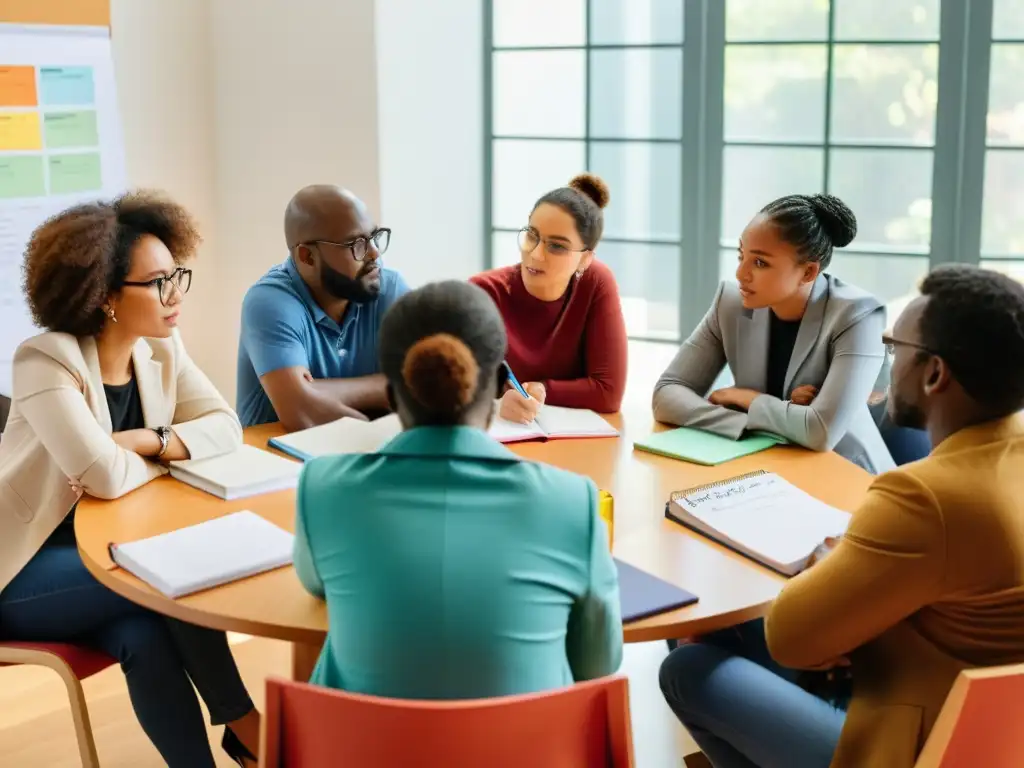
[[633, 427, 788, 466]]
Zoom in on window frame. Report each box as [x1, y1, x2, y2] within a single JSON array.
[[484, 0, 1001, 343]]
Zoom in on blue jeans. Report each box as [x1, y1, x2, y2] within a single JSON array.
[[659, 619, 846, 768], [0, 525, 254, 767]]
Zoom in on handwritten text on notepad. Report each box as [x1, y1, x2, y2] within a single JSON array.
[[674, 473, 851, 568], [677, 474, 781, 510]]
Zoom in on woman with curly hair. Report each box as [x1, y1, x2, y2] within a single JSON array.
[[0, 192, 260, 767]]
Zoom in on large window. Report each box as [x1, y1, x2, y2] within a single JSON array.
[[982, 0, 1024, 280], [486, 0, 1008, 342]]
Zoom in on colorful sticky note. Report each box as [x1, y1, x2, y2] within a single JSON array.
[[39, 66, 94, 106], [0, 66, 37, 107], [0, 155, 46, 198], [0, 111, 42, 150], [48, 152, 102, 194], [44, 110, 99, 148]]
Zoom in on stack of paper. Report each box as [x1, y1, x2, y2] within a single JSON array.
[[666, 471, 850, 576], [169, 444, 301, 500], [108, 510, 295, 598]]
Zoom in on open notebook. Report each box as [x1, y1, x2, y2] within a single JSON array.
[[169, 445, 301, 500], [108, 511, 295, 598], [634, 427, 787, 466], [665, 470, 851, 576], [269, 406, 619, 461], [488, 405, 619, 444]]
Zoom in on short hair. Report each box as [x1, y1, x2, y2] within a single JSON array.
[[379, 281, 507, 424], [760, 193, 857, 270], [532, 173, 610, 250], [918, 265, 1024, 415], [23, 191, 201, 336]]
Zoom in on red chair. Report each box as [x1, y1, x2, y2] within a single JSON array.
[[915, 662, 1024, 768], [260, 675, 635, 768], [0, 642, 117, 767]]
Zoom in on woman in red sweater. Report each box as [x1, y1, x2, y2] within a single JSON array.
[[471, 174, 628, 422]]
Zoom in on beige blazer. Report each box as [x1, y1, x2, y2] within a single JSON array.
[[0, 331, 241, 593], [766, 414, 1024, 767]]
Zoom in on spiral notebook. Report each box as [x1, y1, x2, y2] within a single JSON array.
[[665, 470, 851, 576]]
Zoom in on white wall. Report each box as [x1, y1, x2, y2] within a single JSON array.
[[110, 0, 484, 402], [110, 0, 219, 377], [207, 0, 381, 400], [375, 0, 485, 288]]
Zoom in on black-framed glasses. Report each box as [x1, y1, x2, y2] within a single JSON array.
[[304, 228, 391, 262], [517, 227, 589, 257], [122, 267, 192, 306], [882, 334, 933, 358]]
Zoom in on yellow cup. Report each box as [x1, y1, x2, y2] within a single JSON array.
[[598, 490, 614, 550]]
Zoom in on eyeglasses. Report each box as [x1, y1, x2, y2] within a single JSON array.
[[122, 267, 192, 306], [303, 228, 391, 262], [517, 227, 589, 257], [881, 334, 933, 358]]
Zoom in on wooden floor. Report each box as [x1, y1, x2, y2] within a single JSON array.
[[0, 635, 697, 766]]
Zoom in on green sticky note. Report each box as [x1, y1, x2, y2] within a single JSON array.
[[49, 152, 102, 194], [633, 427, 788, 466], [0, 154, 46, 198], [44, 110, 99, 148]]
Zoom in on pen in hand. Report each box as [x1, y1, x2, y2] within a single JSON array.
[[502, 361, 532, 400]]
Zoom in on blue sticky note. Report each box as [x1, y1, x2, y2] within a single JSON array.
[[39, 67, 95, 106]]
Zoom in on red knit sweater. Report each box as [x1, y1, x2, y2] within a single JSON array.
[[470, 261, 628, 413]]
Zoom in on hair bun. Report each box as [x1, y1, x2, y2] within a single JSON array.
[[808, 193, 857, 248], [569, 173, 610, 209], [401, 333, 479, 414]]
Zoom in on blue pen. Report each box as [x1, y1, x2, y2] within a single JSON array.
[[502, 361, 532, 400]]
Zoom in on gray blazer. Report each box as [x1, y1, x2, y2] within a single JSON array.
[[652, 275, 894, 474]]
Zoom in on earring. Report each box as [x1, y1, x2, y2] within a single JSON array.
[[575, 269, 585, 279], [106, 306, 117, 323]]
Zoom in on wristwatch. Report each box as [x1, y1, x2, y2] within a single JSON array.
[[152, 426, 171, 458]]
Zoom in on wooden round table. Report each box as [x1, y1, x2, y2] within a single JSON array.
[[75, 410, 872, 679]]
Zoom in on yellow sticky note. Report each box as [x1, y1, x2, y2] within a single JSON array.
[[598, 490, 614, 550], [0, 111, 42, 150]]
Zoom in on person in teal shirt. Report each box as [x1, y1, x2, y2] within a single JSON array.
[[293, 280, 623, 699]]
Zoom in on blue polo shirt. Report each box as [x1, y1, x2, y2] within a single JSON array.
[[236, 258, 410, 427]]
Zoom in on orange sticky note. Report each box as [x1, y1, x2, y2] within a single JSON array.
[[0, 66, 37, 107], [0, 112, 42, 150]]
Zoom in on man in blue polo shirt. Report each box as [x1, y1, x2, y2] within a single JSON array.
[[236, 184, 410, 429]]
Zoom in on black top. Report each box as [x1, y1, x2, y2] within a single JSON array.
[[104, 377, 145, 432], [765, 311, 802, 400]]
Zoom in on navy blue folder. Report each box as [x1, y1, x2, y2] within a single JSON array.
[[615, 559, 699, 622]]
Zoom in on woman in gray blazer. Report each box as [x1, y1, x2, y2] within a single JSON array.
[[653, 193, 894, 474]]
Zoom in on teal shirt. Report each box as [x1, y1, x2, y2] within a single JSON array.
[[293, 425, 623, 699]]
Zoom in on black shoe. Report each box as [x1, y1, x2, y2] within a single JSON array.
[[222, 726, 258, 767]]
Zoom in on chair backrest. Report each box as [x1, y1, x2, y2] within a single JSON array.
[[915, 662, 1024, 768], [260, 675, 634, 768]]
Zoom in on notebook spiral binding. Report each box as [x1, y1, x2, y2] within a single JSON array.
[[669, 469, 768, 502]]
